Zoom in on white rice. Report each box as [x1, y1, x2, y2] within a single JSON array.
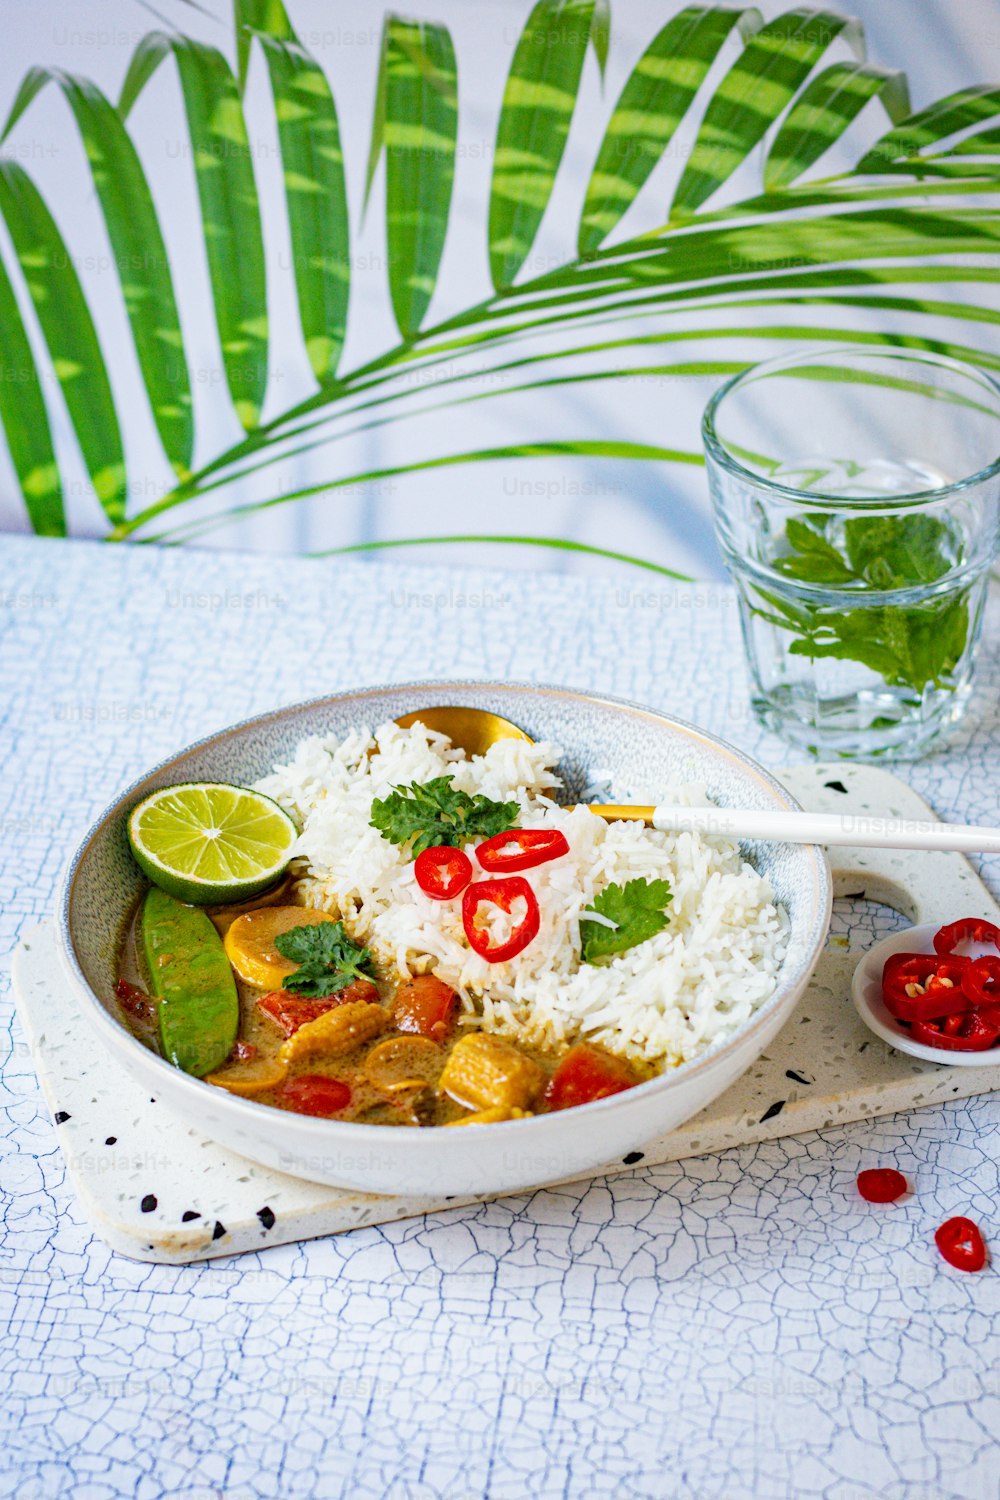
[[255, 721, 788, 1069]]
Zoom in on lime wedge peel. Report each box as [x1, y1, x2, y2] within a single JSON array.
[[128, 782, 298, 905]]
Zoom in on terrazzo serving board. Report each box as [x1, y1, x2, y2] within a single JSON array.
[[13, 763, 1000, 1265]]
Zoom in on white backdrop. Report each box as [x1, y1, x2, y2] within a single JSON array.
[[2, 0, 999, 579]]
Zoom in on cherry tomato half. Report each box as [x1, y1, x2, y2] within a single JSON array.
[[277, 1075, 352, 1117]]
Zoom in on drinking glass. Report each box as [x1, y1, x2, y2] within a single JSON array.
[[702, 347, 1000, 759]]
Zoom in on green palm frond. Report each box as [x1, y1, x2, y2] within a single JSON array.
[[579, 5, 763, 256], [489, 0, 600, 289], [369, 15, 459, 337], [2, 69, 193, 477], [764, 61, 910, 189], [120, 33, 268, 430], [254, 34, 350, 381], [0, 252, 64, 536], [670, 6, 864, 216], [234, 0, 295, 89], [1, 2, 999, 557], [0, 162, 126, 523], [858, 85, 1000, 168]]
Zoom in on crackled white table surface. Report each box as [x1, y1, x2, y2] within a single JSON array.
[[2, 534, 1000, 1500]]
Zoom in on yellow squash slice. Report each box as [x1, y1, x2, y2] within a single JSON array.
[[223, 905, 338, 990]]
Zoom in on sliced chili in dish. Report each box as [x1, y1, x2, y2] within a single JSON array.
[[933, 918, 1000, 957], [910, 1012, 1000, 1051], [475, 828, 570, 874], [882, 954, 972, 1022], [462, 876, 540, 963], [414, 845, 473, 901], [961, 955, 1000, 1007]]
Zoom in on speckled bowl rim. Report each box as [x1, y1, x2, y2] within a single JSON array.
[[56, 680, 833, 1139]]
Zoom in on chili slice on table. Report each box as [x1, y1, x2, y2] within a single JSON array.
[[934, 1216, 987, 1272], [414, 845, 473, 901], [856, 1168, 908, 1203], [462, 876, 540, 963], [475, 828, 570, 874], [933, 918, 1000, 957]]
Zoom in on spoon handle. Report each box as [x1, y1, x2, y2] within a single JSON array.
[[587, 804, 1000, 854]]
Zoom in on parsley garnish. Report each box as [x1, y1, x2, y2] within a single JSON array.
[[580, 878, 673, 965], [757, 512, 970, 694], [370, 775, 520, 858], [273, 922, 377, 998]]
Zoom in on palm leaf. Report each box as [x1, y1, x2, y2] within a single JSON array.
[[132, 440, 703, 543], [142, 311, 1000, 515], [671, 6, 863, 217], [233, 0, 295, 90], [254, 35, 349, 382], [317, 532, 694, 580], [0, 250, 64, 535], [489, 0, 597, 289], [0, 162, 126, 524], [579, 5, 762, 256], [764, 62, 910, 189], [119, 34, 268, 430], [857, 86, 1000, 170], [126, 145, 1000, 532], [948, 126, 1000, 157], [591, 0, 611, 83], [6, 2, 1000, 566], [372, 15, 458, 338], [2, 69, 193, 477]]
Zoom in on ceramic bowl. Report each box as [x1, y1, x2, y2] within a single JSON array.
[[852, 923, 1000, 1067], [57, 681, 832, 1196]]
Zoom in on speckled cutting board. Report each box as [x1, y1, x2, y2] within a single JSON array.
[[13, 764, 1000, 1264]]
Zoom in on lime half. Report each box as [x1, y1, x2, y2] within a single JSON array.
[[128, 782, 298, 905]]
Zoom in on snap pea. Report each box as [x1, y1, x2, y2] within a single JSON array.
[[140, 887, 239, 1076]]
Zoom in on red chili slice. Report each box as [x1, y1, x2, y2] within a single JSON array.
[[933, 918, 1000, 957], [961, 955, 1000, 1007], [414, 845, 473, 901], [934, 1216, 987, 1272], [475, 828, 570, 874], [857, 1168, 908, 1203], [910, 1012, 1000, 1052], [277, 1075, 352, 1117], [544, 1043, 638, 1110], [462, 876, 540, 963], [882, 954, 973, 1022], [258, 980, 379, 1038]]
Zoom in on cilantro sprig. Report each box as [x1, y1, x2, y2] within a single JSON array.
[[370, 775, 520, 858], [274, 922, 377, 998], [580, 878, 673, 965], [758, 512, 970, 695]]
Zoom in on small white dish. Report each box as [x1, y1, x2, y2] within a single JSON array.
[[852, 923, 1000, 1068]]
